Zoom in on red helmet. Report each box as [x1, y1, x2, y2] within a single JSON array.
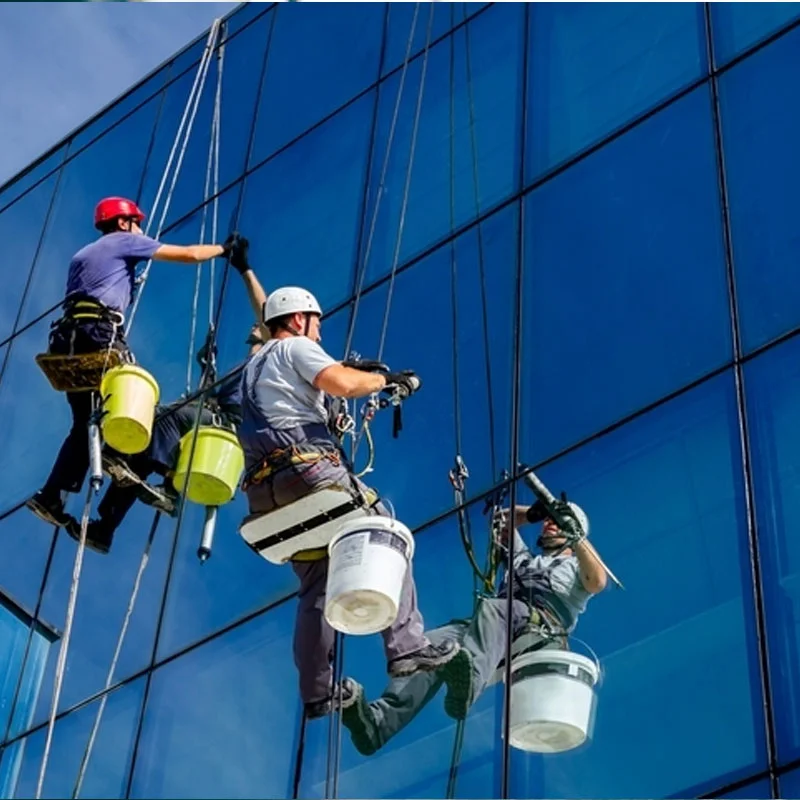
[[94, 197, 145, 230]]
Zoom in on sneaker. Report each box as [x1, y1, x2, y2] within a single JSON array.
[[26, 490, 69, 527], [387, 639, 460, 678], [102, 453, 141, 488], [441, 648, 474, 721], [305, 678, 359, 720], [340, 680, 382, 756], [136, 482, 179, 517], [64, 517, 113, 555]]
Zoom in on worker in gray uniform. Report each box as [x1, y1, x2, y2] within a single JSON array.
[[339, 499, 607, 755], [235, 285, 460, 719]]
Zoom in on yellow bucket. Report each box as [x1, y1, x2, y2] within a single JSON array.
[[173, 427, 245, 506], [99, 365, 160, 455]]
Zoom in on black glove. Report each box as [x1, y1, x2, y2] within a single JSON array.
[[223, 232, 251, 274], [382, 370, 421, 399], [525, 499, 549, 524], [343, 359, 390, 373]]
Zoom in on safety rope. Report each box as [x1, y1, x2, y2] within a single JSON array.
[[34, 22, 225, 798], [71, 512, 161, 799], [187, 38, 224, 396], [126, 19, 223, 337]]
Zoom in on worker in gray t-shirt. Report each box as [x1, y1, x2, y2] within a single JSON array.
[[236, 285, 461, 720], [340, 501, 607, 756]]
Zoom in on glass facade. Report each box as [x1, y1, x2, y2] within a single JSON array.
[[0, 2, 799, 797]]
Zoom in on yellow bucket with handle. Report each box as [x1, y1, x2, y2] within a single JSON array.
[[100, 365, 160, 454], [172, 426, 245, 506]]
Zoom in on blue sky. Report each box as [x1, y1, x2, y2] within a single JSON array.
[[0, 1, 237, 186]]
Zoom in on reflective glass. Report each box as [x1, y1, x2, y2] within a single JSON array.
[[521, 86, 731, 463], [381, 2, 489, 77], [363, 3, 523, 287], [718, 26, 800, 352], [157, 304, 350, 660], [526, 2, 707, 180], [343, 204, 517, 530], [716, 777, 772, 799], [0, 172, 60, 343], [16, 96, 162, 330], [0, 676, 144, 799], [237, 93, 375, 314], [779, 768, 800, 797], [25, 498, 173, 731], [222, 1, 270, 41], [711, 2, 800, 65], [129, 602, 301, 799], [299, 500, 504, 799], [510, 372, 767, 798], [0, 146, 66, 213], [250, 2, 385, 165], [744, 336, 800, 762]]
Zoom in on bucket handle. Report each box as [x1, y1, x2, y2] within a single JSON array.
[[564, 634, 603, 687]]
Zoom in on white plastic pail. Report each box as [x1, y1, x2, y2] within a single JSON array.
[[508, 649, 599, 754], [324, 517, 415, 635]]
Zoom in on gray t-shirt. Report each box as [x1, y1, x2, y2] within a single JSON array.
[[246, 337, 338, 429], [501, 530, 592, 631]]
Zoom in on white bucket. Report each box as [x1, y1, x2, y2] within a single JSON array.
[[508, 649, 599, 754], [324, 516, 415, 636]]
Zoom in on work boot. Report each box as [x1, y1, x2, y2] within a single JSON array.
[[305, 678, 359, 720], [387, 639, 460, 678], [64, 517, 114, 555], [340, 680, 382, 756], [440, 648, 474, 721], [26, 490, 69, 527], [136, 482, 179, 517], [102, 453, 141, 488]]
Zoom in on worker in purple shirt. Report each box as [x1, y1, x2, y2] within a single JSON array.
[[26, 195, 248, 529]]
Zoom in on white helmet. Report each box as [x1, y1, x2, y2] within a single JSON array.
[[561, 502, 589, 538], [264, 286, 322, 324]]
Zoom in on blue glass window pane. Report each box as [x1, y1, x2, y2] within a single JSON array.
[[511, 373, 766, 798], [16, 96, 162, 330], [745, 336, 800, 762], [381, 3, 490, 77], [238, 93, 375, 314], [526, 3, 707, 180], [299, 502, 503, 799], [779, 768, 800, 797], [3, 677, 144, 799], [250, 3, 385, 165], [158, 304, 350, 660], [26, 501, 173, 731], [521, 86, 731, 463], [0, 172, 60, 343], [0, 146, 66, 211], [364, 4, 523, 287], [343, 205, 517, 530], [712, 2, 800, 64], [718, 26, 800, 352], [715, 777, 772, 799], [0, 595, 55, 744], [222, 1, 269, 41], [130, 603, 301, 799]]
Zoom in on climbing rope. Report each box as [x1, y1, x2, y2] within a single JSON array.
[[72, 512, 161, 799], [187, 37, 224, 396], [126, 19, 223, 337], [34, 21, 226, 799]]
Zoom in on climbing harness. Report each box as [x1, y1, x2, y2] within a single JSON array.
[[34, 20, 229, 800]]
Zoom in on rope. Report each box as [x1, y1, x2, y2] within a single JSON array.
[[34, 482, 94, 799], [126, 19, 223, 337], [186, 39, 224, 395], [71, 512, 161, 799], [376, 3, 435, 364]]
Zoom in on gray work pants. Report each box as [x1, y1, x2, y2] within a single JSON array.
[[292, 557, 429, 705], [362, 597, 563, 750]]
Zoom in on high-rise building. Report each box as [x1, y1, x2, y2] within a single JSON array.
[[1, 3, 800, 797]]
